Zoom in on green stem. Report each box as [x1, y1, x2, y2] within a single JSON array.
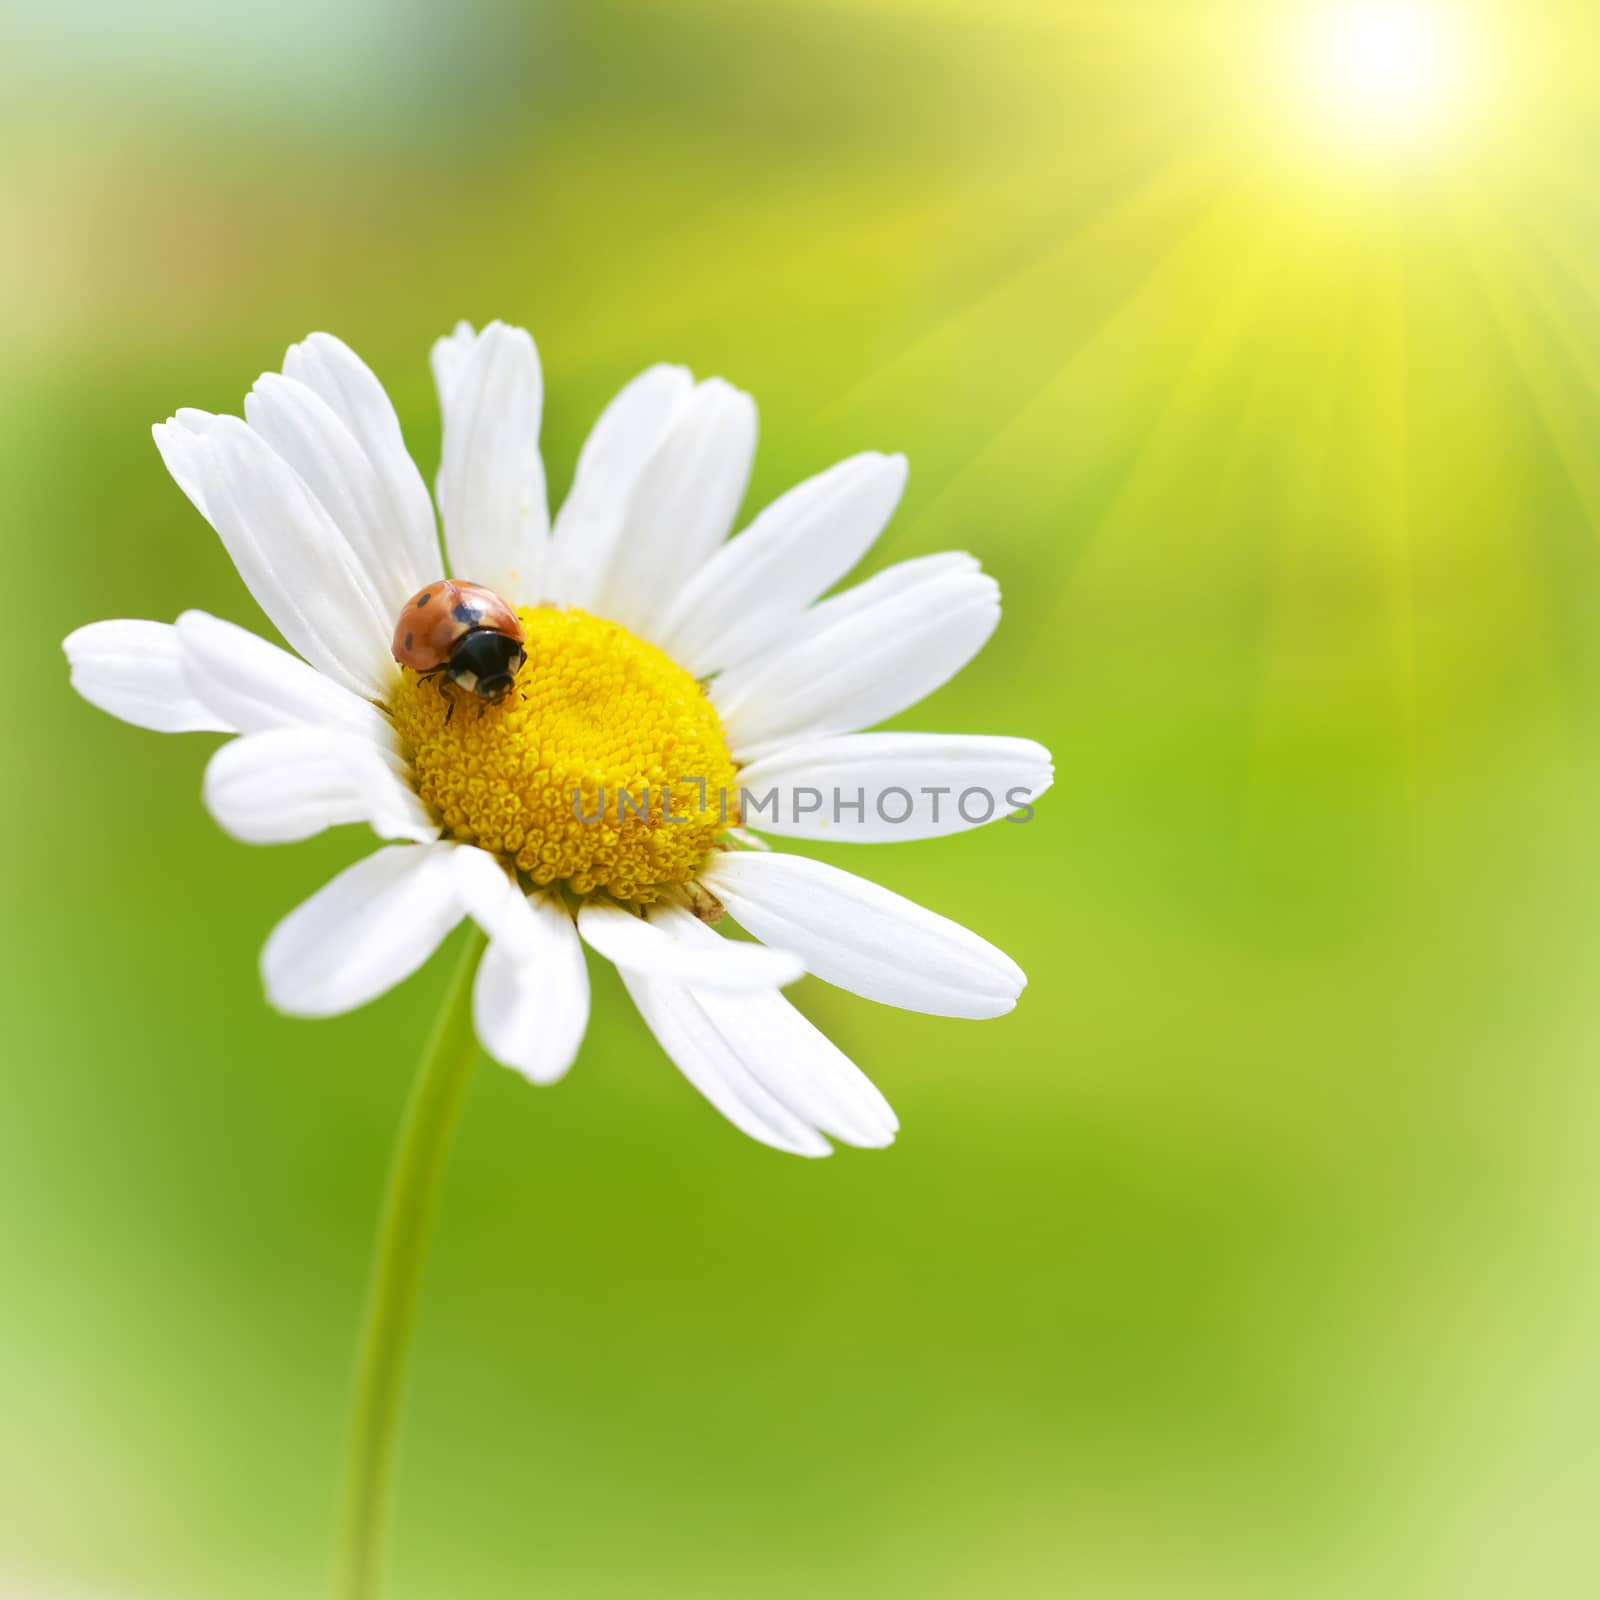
[[335, 924, 487, 1600]]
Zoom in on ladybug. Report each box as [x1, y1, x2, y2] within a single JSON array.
[[391, 580, 526, 717]]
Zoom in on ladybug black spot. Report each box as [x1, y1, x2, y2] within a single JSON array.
[[453, 603, 482, 625], [404, 632, 414, 651], [416, 592, 432, 606]]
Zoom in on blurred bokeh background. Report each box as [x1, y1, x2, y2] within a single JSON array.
[[6, 0, 1600, 1595]]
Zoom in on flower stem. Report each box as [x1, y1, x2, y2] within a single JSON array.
[[336, 924, 487, 1600]]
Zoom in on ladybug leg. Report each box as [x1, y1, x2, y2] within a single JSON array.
[[415, 665, 453, 724]]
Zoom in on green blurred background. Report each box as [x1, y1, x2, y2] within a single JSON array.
[[6, 1, 1600, 1595]]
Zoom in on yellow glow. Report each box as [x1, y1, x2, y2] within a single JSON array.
[[1293, 3, 1470, 148]]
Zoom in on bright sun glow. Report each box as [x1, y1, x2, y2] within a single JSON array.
[[1295, 3, 1470, 148]]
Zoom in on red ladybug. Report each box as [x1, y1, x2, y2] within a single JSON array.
[[392, 580, 526, 713]]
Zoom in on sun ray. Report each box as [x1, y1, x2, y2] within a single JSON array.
[[1236, 207, 1365, 866], [1365, 233, 1423, 835], [813, 148, 1238, 569], [882, 176, 1282, 571], [1451, 181, 1600, 540]]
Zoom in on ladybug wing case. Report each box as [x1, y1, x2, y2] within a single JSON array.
[[448, 583, 525, 644], [392, 580, 469, 670]]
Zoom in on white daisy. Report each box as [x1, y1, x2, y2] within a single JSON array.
[[64, 321, 1052, 1157]]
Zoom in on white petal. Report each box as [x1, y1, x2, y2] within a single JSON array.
[[151, 408, 217, 518], [204, 728, 437, 845], [689, 985, 897, 1148], [620, 971, 832, 1157], [712, 555, 999, 758], [244, 372, 426, 618], [636, 911, 896, 1147], [548, 363, 695, 607], [64, 619, 231, 733], [736, 733, 1053, 843], [591, 378, 757, 636], [156, 414, 396, 699], [577, 895, 803, 989], [262, 843, 469, 1017], [442, 840, 530, 949], [278, 333, 441, 599], [429, 320, 478, 405], [175, 610, 398, 750], [785, 550, 978, 629], [434, 320, 549, 604], [473, 889, 590, 1085], [699, 851, 1025, 1019], [656, 452, 908, 677]]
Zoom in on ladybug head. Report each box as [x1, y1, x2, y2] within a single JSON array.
[[448, 628, 526, 703]]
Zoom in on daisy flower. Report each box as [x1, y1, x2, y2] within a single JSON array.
[[64, 322, 1052, 1158]]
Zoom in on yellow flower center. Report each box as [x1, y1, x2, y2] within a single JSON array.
[[391, 606, 739, 902]]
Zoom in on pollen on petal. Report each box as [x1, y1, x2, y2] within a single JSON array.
[[390, 606, 740, 901]]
